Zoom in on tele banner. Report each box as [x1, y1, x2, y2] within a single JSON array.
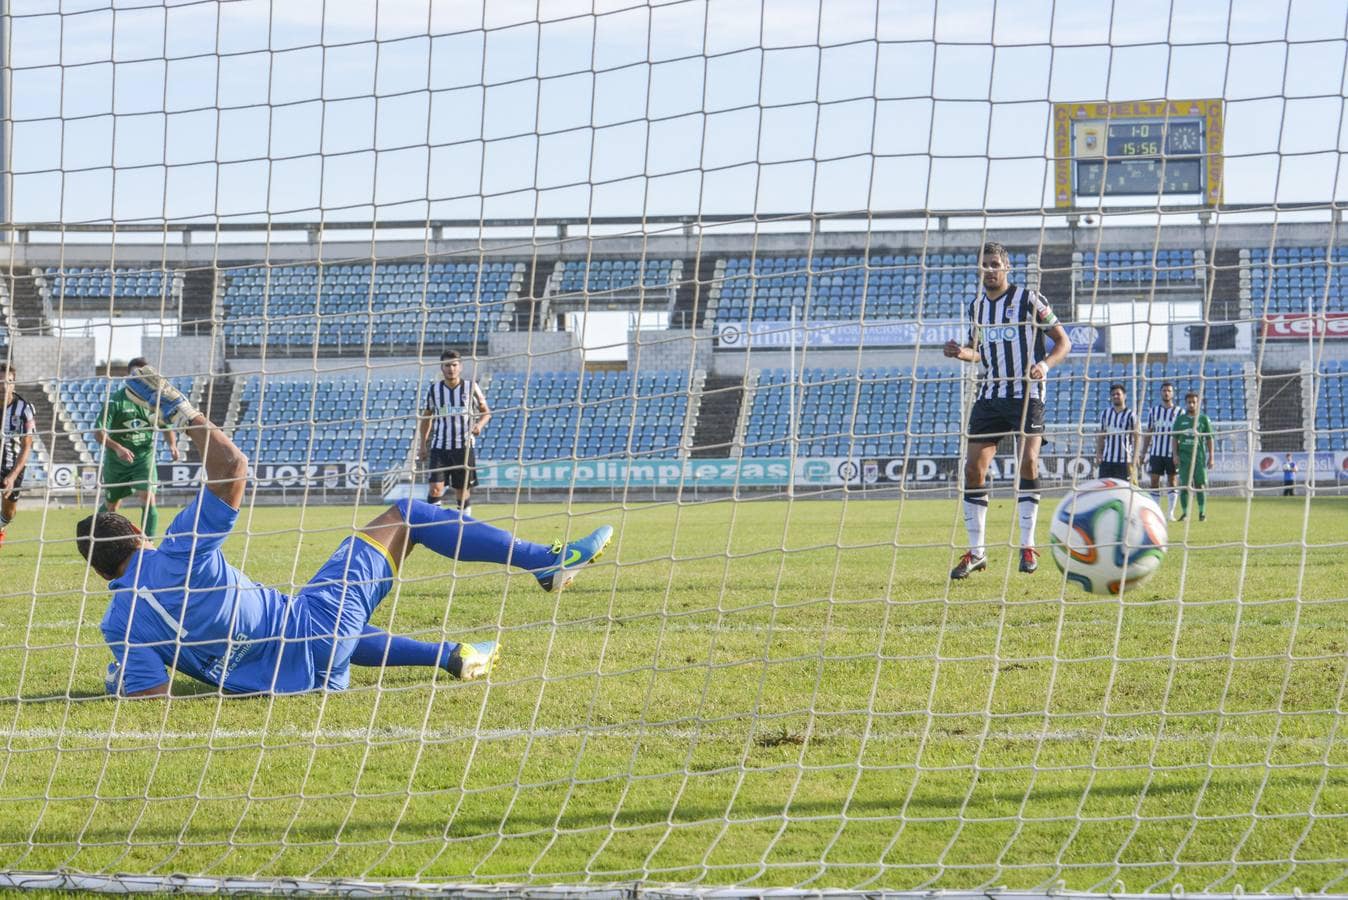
[[1262, 313, 1348, 340]]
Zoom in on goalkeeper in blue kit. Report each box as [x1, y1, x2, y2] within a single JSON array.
[[76, 367, 614, 698]]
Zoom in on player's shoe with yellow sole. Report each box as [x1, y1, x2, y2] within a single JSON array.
[[537, 525, 615, 593], [446, 640, 499, 680]]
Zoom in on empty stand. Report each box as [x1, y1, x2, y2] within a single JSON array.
[[712, 252, 1029, 325], [1313, 360, 1346, 450], [741, 367, 964, 459], [1078, 249, 1199, 286], [230, 375, 417, 474], [556, 258, 679, 296], [1246, 246, 1348, 315], [219, 261, 522, 353], [477, 370, 689, 462]]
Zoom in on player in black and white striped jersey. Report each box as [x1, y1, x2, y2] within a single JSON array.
[[416, 349, 491, 517], [0, 362, 36, 551], [1142, 381, 1180, 520], [943, 240, 1072, 579], [1094, 383, 1140, 481]]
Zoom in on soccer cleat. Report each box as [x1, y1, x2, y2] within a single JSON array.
[[125, 365, 200, 429], [1019, 547, 1040, 574], [446, 640, 499, 681], [536, 525, 615, 594], [1199, 514, 1207, 522], [950, 551, 987, 580]]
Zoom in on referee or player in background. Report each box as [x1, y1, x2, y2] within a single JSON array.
[[1094, 383, 1140, 481], [417, 349, 491, 517], [1142, 381, 1181, 520], [944, 240, 1072, 579]]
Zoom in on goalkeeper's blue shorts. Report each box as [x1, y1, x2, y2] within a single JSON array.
[[295, 533, 397, 690]]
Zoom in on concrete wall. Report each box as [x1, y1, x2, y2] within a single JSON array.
[[709, 346, 950, 377], [627, 328, 713, 373], [9, 335, 97, 380], [139, 335, 226, 377], [487, 331, 583, 372]]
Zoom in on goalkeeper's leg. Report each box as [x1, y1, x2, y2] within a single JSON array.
[[356, 500, 613, 594], [349, 624, 498, 681]]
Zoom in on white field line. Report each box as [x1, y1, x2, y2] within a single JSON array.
[[0, 725, 1334, 747]]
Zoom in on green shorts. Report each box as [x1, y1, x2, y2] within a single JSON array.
[[1177, 453, 1208, 488], [102, 453, 157, 503]]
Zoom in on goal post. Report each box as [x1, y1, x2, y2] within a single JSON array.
[[1, 1, 1347, 897]]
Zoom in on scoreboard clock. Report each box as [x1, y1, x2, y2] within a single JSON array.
[[1053, 99, 1223, 208]]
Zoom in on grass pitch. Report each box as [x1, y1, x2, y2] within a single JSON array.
[[0, 494, 1345, 893]]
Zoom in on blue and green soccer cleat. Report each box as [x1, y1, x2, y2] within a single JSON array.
[[446, 640, 500, 681], [536, 525, 615, 593]]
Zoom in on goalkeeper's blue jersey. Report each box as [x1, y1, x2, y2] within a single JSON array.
[[100, 489, 319, 695]]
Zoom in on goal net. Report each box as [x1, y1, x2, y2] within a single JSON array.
[[1, 1, 1346, 896]]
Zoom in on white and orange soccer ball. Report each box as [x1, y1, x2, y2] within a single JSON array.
[[1048, 478, 1168, 596]]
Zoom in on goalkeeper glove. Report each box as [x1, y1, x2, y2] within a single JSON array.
[[125, 365, 201, 429]]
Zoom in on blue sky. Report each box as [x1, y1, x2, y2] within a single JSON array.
[[4, 0, 1346, 225]]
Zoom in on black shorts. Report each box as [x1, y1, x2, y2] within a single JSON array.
[[967, 397, 1046, 443], [1147, 455, 1177, 477], [0, 466, 24, 503], [427, 446, 478, 490], [1098, 461, 1131, 481]]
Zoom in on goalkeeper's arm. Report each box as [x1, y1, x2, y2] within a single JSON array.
[[126, 367, 247, 509]]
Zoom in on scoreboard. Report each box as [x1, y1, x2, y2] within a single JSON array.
[[1053, 100, 1223, 208]]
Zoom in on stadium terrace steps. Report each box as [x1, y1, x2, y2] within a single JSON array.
[[6, 269, 50, 335], [180, 267, 218, 337], [196, 374, 239, 464], [29, 382, 85, 465], [1035, 247, 1076, 319], [669, 256, 706, 330], [1258, 369, 1305, 452], [1207, 247, 1243, 321], [689, 375, 747, 458]]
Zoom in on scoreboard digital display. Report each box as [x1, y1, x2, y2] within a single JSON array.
[[1053, 100, 1224, 208]]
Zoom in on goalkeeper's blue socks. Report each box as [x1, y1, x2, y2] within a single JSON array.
[[350, 625, 453, 670], [397, 499, 556, 570]]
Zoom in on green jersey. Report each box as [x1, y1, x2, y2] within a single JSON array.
[[95, 388, 159, 455], [1172, 412, 1212, 460]]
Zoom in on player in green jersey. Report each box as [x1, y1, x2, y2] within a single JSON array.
[[93, 358, 180, 536], [1171, 390, 1215, 522]]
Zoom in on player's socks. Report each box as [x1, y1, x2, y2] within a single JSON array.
[[1178, 488, 1190, 518], [1017, 477, 1040, 549], [350, 625, 453, 670], [962, 488, 989, 558], [459, 502, 472, 518], [1167, 490, 1178, 517], [353, 625, 452, 668], [1197, 490, 1207, 518], [143, 504, 159, 537], [398, 498, 555, 570]]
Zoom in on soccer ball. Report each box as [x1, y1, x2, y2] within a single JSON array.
[[1048, 478, 1168, 595]]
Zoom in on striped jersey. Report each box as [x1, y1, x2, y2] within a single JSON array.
[[1144, 403, 1180, 459], [966, 284, 1060, 402], [423, 379, 478, 450], [1098, 405, 1138, 464], [2, 396, 36, 471]]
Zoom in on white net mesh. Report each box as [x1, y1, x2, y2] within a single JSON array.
[[0, 1, 1346, 895]]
